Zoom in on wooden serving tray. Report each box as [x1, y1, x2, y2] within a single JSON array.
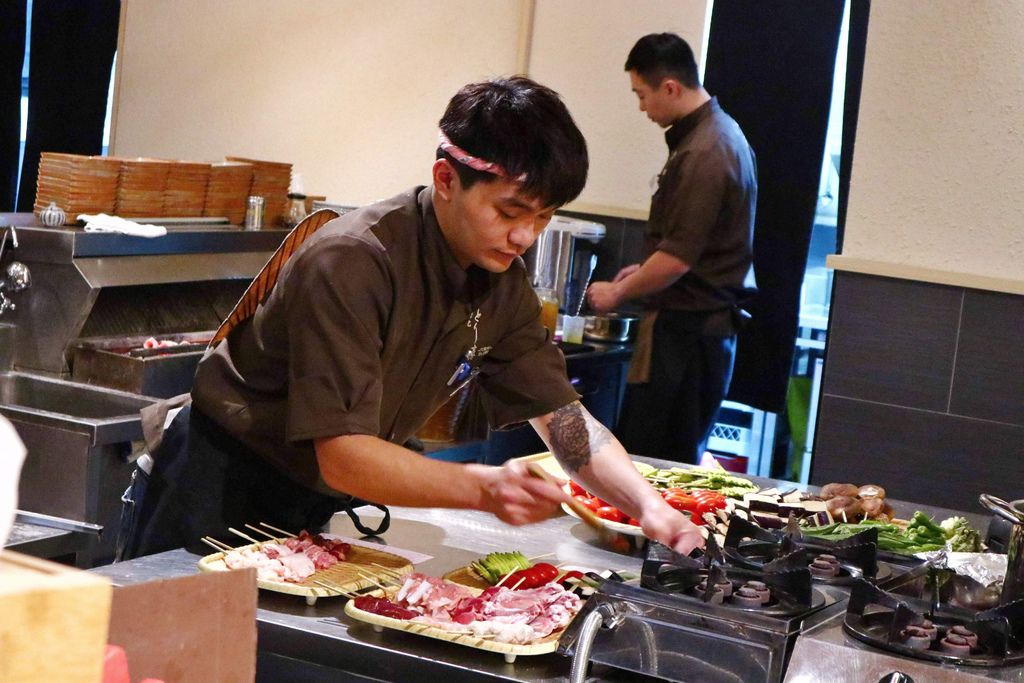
[[198, 542, 413, 605], [442, 564, 493, 591], [344, 587, 566, 663]]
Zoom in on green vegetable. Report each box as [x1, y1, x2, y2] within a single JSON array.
[[908, 511, 946, 539], [801, 512, 948, 555], [642, 466, 757, 498], [940, 516, 983, 552], [470, 551, 532, 584]]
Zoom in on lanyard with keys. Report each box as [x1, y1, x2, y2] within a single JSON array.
[[446, 308, 484, 397]]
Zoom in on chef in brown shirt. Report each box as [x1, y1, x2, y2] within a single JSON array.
[[588, 33, 757, 463], [131, 77, 703, 559]]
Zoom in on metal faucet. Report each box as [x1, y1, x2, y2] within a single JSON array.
[[0, 226, 31, 316]]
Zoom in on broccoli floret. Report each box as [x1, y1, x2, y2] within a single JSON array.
[[940, 516, 983, 552]]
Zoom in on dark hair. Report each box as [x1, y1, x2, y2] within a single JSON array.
[[437, 77, 588, 208], [625, 33, 700, 90]]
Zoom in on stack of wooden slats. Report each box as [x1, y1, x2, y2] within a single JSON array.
[[203, 161, 254, 224], [33, 152, 120, 223], [115, 157, 172, 217], [226, 156, 292, 227], [163, 161, 211, 216]]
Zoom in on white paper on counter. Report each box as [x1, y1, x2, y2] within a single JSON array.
[[0, 415, 27, 546]]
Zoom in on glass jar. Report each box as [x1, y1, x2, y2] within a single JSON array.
[[535, 287, 559, 337], [285, 192, 308, 228]]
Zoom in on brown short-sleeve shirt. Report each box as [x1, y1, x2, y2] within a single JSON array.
[[192, 187, 579, 493], [644, 97, 757, 312]]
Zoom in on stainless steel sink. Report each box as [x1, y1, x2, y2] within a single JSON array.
[[1, 372, 160, 564], [0, 371, 156, 445]]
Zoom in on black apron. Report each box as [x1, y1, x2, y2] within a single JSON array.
[[117, 404, 389, 561]]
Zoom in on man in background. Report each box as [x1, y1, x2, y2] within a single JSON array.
[[588, 33, 757, 463]]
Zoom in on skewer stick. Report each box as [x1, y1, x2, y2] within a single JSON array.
[[491, 569, 516, 589], [312, 579, 352, 598], [259, 522, 297, 538], [228, 527, 264, 546], [245, 523, 280, 541], [201, 537, 230, 553], [370, 562, 406, 581], [203, 536, 234, 551], [526, 553, 555, 561], [840, 510, 848, 524], [356, 571, 392, 591], [511, 577, 527, 590]]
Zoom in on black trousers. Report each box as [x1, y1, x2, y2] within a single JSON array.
[[615, 311, 736, 464], [129, 406, 343, 559]]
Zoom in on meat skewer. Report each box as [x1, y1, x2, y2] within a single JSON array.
[[228, 527, 264, 546], [313, 579, 354, 598], [203, 536, 234, 551], [259, 521, 298, 538], [356, 571, 394, 592], [244, 523, 281, 541], [201, 537, 230, 553]]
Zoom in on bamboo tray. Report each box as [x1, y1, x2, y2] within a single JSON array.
[[441, 564, 492, 591], [198, 542, 413, 605], [344, 587, 568, 663]]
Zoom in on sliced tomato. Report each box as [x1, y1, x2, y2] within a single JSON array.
[[625, 517, 642, 527], [595, 506, 625, 523], [574, 495, 601, 514], [664, 493, 700, 515], [558, 569, 584, 588], [691, 490, 727, 513], [568, 480, 588, 497]]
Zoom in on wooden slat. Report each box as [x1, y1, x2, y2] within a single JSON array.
[[209, 208, 340, 347]]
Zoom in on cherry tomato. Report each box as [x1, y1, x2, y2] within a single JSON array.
[[625, 517, 642, 526], [568, 480, 588, 497], [595, 506, 625, 523], [664, 493, 699, 515], [532, 563, 559, 584], [574, 495, 601, 514], [504, 569, 533, 589]]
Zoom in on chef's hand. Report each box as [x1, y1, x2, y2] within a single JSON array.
[[476, 459, 567, 526], [612, 263, 640, 283], [639, 500, 705, 556], [587, 281, 621, 314]]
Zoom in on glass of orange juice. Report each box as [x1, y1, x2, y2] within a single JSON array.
[[535, 287, 559, 337]]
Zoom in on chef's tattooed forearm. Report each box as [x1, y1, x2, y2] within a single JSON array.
[[548, 401, 613, 472]]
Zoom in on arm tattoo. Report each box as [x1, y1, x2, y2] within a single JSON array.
[[548, 401, 613, 473]]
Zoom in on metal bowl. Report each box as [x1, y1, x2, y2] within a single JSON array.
[[584, 313, 639, 343]]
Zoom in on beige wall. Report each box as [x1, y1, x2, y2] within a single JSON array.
[[112, 0, 524, 205], [111, 0, 709, 215], [843, 0, 1024, 283], [529, 0, 710, 218]]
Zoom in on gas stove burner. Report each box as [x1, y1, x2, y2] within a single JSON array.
[[844, 571, 1024, 667], [641, 539, 827, 618], [722, 515, 889, 585]]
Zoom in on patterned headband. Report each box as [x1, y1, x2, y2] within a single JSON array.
[[437, 130, 526, 182]]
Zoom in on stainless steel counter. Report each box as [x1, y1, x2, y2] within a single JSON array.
[[5, 521, 92, 566], [92, 506, 651, 682], [90, 459, 1007, 682]]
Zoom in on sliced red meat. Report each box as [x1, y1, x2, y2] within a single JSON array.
[[353, 596, 418, 620]]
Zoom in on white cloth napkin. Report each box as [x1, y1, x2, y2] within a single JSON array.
[[0, 415, 26, 546], [79, 213, 167, 238]]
